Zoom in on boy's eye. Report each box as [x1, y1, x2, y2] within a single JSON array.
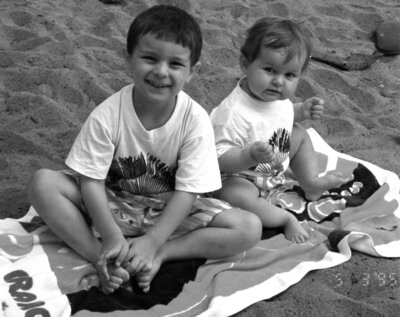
[[170, 61, 185, 68], [142, 56, 157, 62]]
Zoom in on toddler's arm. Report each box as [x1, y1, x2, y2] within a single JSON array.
[[293, 97, 324, 122], [218, 141, 274, 173]]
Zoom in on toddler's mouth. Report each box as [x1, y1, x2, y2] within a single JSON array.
[[266, 89, 280, 94]]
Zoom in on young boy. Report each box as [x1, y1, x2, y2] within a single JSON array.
[[210, 16, 352, 244], [27, 5, 261, 294]]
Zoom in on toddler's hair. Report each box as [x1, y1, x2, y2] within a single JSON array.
[[127, 5, 202, 66], [241, 16, 311, 71]]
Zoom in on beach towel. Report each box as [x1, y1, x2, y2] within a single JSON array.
[[1, 128, 400, 317]]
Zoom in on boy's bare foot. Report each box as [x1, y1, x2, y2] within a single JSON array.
[[302, 171, 353, 201], [284, 214, 310, 244], [135, 256, 162, 293], [98, 263, 130, 294], [80, 273, 100, 290]]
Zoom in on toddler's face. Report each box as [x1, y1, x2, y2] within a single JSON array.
[[241, 46, 306, 102], [128, 33, 194, 109]]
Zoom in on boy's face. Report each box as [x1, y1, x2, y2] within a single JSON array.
[[240, 46, 306, 102], [128, 33, 196, 109]]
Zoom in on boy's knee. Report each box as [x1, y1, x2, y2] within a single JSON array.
[[27, 169, 57, 200]]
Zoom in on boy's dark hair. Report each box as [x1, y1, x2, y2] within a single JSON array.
[[127, 5, 202, 66], [241, 16, 311, 71]]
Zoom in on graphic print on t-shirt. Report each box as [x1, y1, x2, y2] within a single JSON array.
[[106, 152, 176, 195], [255, 128, 291, 177]]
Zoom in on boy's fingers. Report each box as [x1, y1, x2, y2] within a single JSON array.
[[108, 275, 123, 285], [130, 256, 143, 274], [115, 244, 129, 267], [130, 257, 153, 274], [142, 262, 153, 273], [137, 260, 153, 273], [96, 258, 110, 281], [102, 281, 119, 293]]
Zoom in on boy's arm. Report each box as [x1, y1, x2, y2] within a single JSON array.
[[147, 190, 196, 245], [126, 190, 197, 273], [80, 176, 129, 274]]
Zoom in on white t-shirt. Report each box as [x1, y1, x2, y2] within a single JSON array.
[[66, 84, 221, 195], [210, 79, 294, 179]]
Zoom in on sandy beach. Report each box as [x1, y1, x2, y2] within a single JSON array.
[[1, 0, 399, 315]]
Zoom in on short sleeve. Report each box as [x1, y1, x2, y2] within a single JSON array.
[[213, 123, 247, 158], [65, 105, 116, 179], [174, 106, 222, 193]]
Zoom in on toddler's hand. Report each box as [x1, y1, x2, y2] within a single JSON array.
[[249, 141, 274, 163], [302, 97, 324, 120]]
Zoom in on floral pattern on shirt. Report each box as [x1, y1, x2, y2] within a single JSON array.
[[107, 153, 176, 195]]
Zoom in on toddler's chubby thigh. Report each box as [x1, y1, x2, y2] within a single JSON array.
[[219, 174, 264, 202]]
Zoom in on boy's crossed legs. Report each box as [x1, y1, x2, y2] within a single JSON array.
[[27, 169, 130, 294], [27, 169, 262, 293], [127, 207, 262, 292]]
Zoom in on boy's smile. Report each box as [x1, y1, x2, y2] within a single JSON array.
[[128, 33, 194, 114], [241, 47, 306, 102]]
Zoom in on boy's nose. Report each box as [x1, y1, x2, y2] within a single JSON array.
[[153, 62, 168, 77]]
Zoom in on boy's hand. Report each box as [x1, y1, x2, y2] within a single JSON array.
[[249, 141, 274, 163], [124, 235, 158, 275], [96, 234, 130, 282], [302, 97, 324, 120]]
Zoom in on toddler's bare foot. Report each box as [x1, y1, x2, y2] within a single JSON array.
[[284, 214, 310, 244], [99, 263, 130, 294], [136, 256, 162, 293], [303, 171, 353, 201]]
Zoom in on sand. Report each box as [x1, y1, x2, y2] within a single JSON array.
[[0, 0, 399, 315]]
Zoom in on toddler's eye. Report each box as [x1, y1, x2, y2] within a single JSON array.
[[263, 67, 275, 73]]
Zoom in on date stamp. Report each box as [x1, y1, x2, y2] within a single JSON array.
[[333, 272, 398, 288]]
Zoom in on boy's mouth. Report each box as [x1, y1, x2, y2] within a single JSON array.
[[146, 79, 170, 88]]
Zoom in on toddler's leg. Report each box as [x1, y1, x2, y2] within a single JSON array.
[[27, 169, 129, 294], [135, 207, 262, 293], [290, 124, 352, 201], [215, 176, 310, 243]]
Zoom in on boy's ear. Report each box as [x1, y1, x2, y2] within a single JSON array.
[[187, 61, 201, 82], [123, 49, 133, 68], [239, 54, 249, 74]]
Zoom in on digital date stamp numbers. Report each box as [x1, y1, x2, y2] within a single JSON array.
[[334, 272, 398, 288]]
